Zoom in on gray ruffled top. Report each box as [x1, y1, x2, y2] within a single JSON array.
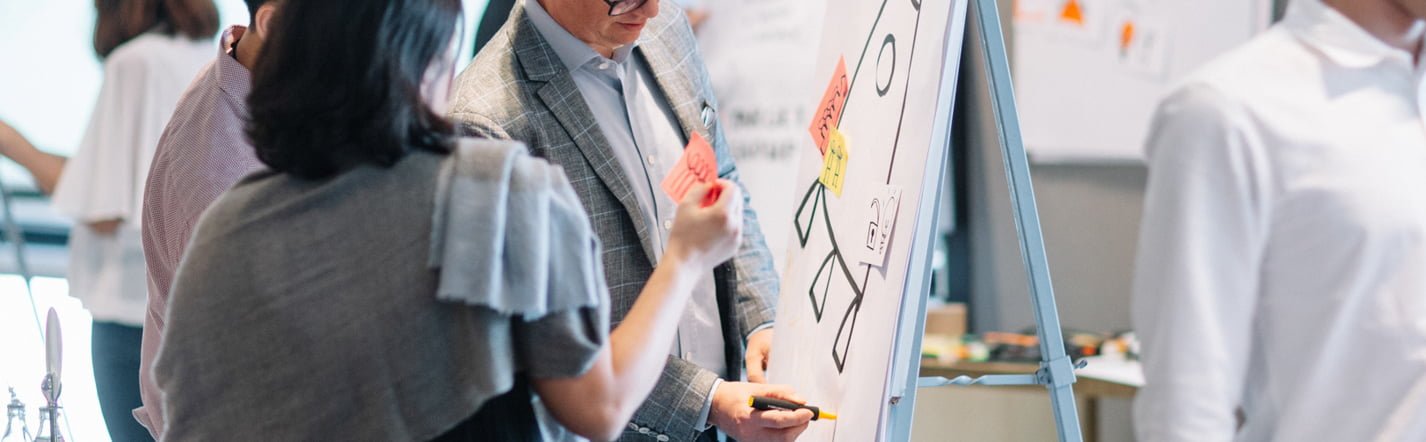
[[154, 139, 609, 441]]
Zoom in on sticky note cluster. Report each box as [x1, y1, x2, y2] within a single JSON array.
[[661, 132, 722, 206], [808, 56, 850, 157], [818, 129, 849, 197]]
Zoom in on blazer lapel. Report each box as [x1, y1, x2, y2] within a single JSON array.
[[510, 9, 659, 263], [636, 32, 713, 148]]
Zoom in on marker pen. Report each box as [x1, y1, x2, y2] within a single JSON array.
[[748, 396, 838, 421]]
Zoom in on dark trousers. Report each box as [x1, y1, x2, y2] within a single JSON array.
[[91, 321, 153, 442]]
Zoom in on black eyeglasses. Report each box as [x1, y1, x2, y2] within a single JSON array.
[[603, 0, 647, 16]]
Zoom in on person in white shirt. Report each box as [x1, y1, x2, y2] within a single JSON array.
[[1132, 0, 1426, 440], [0, 1, 217, 440]]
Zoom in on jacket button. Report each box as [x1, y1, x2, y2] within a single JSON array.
[[657, 436, 670, 442]]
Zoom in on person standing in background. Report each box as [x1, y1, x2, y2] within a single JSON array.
[[1133, 0, 1426, 440], [136, 0, 281, 438], [0, 0, 217, 440]]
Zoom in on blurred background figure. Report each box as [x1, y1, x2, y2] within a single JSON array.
[[0, 0, 218, 440], [1133, 0, 1426, 440]]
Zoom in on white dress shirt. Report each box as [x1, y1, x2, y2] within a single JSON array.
[[49, 32, 211, 325], [1132, 1, 1426, 440]]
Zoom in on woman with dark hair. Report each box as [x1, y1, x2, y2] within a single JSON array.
[[0, 1, 216, 441], [152, 0, 746, 440]]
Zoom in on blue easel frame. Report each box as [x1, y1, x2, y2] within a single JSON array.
[[886, 0, 1083, 440]]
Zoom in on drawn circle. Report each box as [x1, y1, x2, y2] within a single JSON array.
[[875, 34, 896, 97]]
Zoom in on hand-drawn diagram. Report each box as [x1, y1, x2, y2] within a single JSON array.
[[767, 0, 963, 440], [792, 0, 929, 375]]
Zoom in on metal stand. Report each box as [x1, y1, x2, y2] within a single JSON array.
[[40, 308, 62, 442], [911, 0, 1084, 440], [0, 170, 40, 336]]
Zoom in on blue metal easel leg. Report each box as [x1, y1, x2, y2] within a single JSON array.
[[974, 0, 1083, 439], [917, 0, 1084, 441]]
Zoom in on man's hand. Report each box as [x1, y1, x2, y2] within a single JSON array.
[[710, 381, 813, 442], [745, 328, 774, 383]]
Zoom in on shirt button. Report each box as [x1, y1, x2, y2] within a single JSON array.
[[683, 352, 693, 360], [664, 220, 673, 230], [647, 154, 656, 166], [600, 61, 613, 70]]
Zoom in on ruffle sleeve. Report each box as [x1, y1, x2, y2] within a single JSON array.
[[428, 138, 610, 378]]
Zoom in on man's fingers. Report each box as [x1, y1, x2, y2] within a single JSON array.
[[757, 385, 806, 404], [746, 357, 767, 383], [751, 409, 814, 429]]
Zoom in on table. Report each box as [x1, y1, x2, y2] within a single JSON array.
[[919, 360, 1140, 441]]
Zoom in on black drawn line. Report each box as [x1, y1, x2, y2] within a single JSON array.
[[796, 0, 925, 374]]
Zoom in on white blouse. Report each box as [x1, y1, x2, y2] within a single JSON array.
[[49, 32, 211, 325], [1132, 1, 1426, 441]]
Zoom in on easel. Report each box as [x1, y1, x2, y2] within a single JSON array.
[[883, 0, 1083, 440]]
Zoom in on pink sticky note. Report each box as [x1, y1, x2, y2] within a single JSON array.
[[808, 56, 850, 157], [662, 132, 719, 204]]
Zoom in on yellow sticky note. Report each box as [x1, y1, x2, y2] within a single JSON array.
[[819, 129, 849, 197]]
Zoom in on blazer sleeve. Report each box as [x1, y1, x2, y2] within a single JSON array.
[[711, 121, 779, 338], [621, 357, 721, 441], [452, 111, 516, 141]]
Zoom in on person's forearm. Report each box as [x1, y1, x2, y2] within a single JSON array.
[[0, 127, 65, 194], [14, 150, 65, 195], [0, 139, 64, 193], [605, 252, 703, 414]]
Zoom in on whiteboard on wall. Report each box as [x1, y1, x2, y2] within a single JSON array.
[[1013, 0, 1274, 162], [764, 0, 966, 439]]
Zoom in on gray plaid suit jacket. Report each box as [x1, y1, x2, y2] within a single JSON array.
[[448, 3, 780, 441]]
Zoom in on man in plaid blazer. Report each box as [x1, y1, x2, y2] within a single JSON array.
[[449, 0, 811, 441]]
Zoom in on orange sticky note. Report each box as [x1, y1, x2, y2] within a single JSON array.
[[1059, 0, 1085, 26], [808, 56, 850, 157], [819, 129, 849, 197], [662, 132, 720, 204], [1119, 21, 1136, 54]]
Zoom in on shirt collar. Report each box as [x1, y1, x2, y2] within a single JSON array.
[[523, 0, 637, 71], [217, 25, 252, 105], [1282, 0, 1421, 69]]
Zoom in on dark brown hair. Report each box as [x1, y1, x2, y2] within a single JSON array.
[[93, 0, 220, 58], [245, 0, 462, 180]]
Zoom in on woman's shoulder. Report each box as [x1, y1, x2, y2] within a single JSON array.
[[104, 32, 211, 72]]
